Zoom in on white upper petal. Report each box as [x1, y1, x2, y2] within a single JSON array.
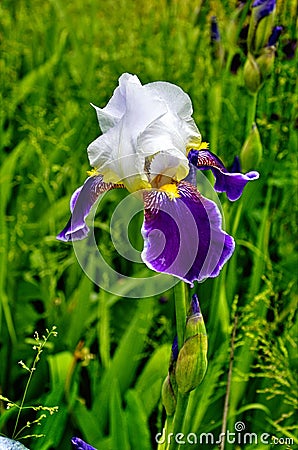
[[137, 112, 200, 182], [87, 73, 201, 191], [91, 74, 141, 133], [145, 81, 194, 119], [150, 151, 189, 182]]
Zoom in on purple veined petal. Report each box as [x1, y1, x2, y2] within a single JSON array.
[[188, 149, 259, 201], [57, 175, 124, 242], [141, 181, 235, 285], [71, 437, 97, 450]]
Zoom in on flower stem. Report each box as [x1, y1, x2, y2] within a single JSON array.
[[174, 282, 187, 350], [167, 392, 189, 450], [246, 92, 258, 135], [166, 282, 189, 450]]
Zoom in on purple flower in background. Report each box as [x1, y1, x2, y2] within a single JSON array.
[[252, 0, 276, 23], [267, 26, 283, 47], [248, 0, 277, 54], [282, 39, 297, 59], [210, 16, 220, 43], [71, 437, 97, 450], [57, 74, 259, 284]]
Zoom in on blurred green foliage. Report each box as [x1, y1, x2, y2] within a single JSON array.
[[0, 0, 297, 449]]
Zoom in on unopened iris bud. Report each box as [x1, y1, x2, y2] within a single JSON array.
[[162, 374, 177, 416], [175, 295, 208, 394], [243, 53, 261, 93], [247, 0, 276, 54], [162, 336, 178, 415], [255, 46, 276, 80], [267, 25, 283, 47], [240, 123, 263, 171], [184, 294, 204, 340], [210, 16, 224, 64], [210, 16, 220, 43], [168, 336, 179, 394]]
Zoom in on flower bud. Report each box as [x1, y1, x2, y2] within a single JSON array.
[[247, 0, 276, 54], [243, 53, 261, 93], [162, 374, 177, 416], [162, 336, 178, 415], [210, 16, 220, 43], [210, 17, 224, 65], [184, 294, 204, 340], [255, 46, 276, 80], [168, 336, 179, 396], [240, 123, 263, 171], [175, 295, 208, 394], [267, 26, 282, 47]]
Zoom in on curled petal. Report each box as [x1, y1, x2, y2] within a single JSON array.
[[141, 181, 235, 284], [91, 73, 141, 133], [188, 149, 259, 201], [71, 437, 97, 450], [57, 176, 123, 242]]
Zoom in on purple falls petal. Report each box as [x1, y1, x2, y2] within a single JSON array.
[[57, 175, 124, 242], [188, 149, 259, 201], [141, 181, 235, 285], [71, 437, 97, 450]]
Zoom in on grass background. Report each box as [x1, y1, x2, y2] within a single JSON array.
[[0, 0, 297, 449]]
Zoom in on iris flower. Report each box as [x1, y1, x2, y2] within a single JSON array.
[[57, 74, 259, 284]]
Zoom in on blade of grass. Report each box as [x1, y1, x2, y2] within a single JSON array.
[[110, 378, 130, 450]]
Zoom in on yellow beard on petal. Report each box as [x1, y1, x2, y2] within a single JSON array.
[[87, 167, 100, 176], [186, 141, 209, 153], [159, 183, 180, 199]]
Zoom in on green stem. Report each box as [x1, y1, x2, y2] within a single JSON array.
[[158, 416, 173, 450], [167, 393, 189, 450], [246, 92, 258, 135], [12, 328, 56, 439], [165, 283, 190, 450], [13, 363, 37, 439], [174, 282, 187, 350]]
